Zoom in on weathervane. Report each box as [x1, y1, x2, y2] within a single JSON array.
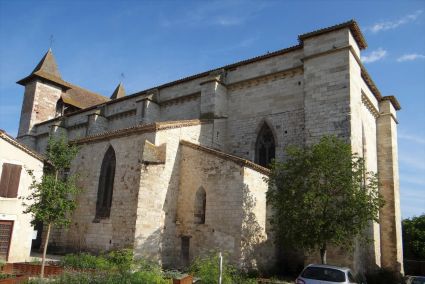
[[49, 34, 54, 50], [120, 72, 125, 82]]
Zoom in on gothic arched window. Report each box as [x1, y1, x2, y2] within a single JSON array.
[[96, 146, 116, 219], [255, 123, 276, 167], [194, 187, 206, 224]]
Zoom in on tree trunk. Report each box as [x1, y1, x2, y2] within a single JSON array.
[[320, 244, 327, 264], [41, 222, 51, 278]]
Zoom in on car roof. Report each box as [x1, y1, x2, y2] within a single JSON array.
[[305, 264, 351, 272]]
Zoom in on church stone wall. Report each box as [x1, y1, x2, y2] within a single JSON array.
[[159, 77, 205, 102], [159, 96, 201, 122], [226, 49, 303, 83], [176, 144, 270, 270], [227, 72, 305, 161], [50, 133, 155, 252], [133, 123, 214, 266], [349, 48, 382, 272]]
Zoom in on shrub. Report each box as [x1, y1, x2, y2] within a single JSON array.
[[28, 270, 170, 284], [131, 270, 169, 283], [61, 249, 135, 271], [105, 248, 134, 272], [61, 252, 109, 270], [189, 252, 234, 284], [136, 258, 163, 275], [189, 252, 256, 284]]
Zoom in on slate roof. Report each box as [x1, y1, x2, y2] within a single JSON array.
[[17, 49, 109, 109], [31, 48, 61, 77]]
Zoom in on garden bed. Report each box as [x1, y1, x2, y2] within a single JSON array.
[[1, 263, 63, 277], [0, 275, 29, 284]]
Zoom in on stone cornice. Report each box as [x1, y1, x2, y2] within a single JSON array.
[[379, 113, 399, 124], [298, 20, 367, 50], [302, 45, 352, 62], [67, 122, 88, 130], [106, 109, 137, 120], [382, 96, 401, 111], [71, 119, 212, 145], [180, 140, 270, 176], [227, 66, 303, 91], [160, 92, 201, 107], [361, 93, 379, 119]]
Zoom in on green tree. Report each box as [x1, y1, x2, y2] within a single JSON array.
[[266, 135, 384, 264], [402, 214, 425, 260], [23, 136, 80, 277]]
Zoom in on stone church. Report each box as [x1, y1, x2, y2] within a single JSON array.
[[15, 20, 403, 274]]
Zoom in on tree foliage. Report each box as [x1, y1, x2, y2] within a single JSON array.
[[22, 135, 80, 277], [24, 172, 79, 227], [266, 136, 384, 264], [23, 135, 79, 226], [402, 214, 425, 260]]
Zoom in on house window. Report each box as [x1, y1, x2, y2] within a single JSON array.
[[95, 146, 116, 219], [194, 187, 206, 224], [255, 123, 276, 167], [0, 163, 22, 198]]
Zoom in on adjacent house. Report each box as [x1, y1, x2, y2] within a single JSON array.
[[0, 130, 44, 262]]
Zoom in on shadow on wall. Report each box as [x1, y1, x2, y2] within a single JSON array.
[[240, 183, 271, 272], [134, 140, 183, 267]]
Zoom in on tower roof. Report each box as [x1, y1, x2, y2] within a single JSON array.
[[31, 48, 61, 78], [17, 49, 65, 87], [110, 83, 126, 99], [17, 50, 109, 110]]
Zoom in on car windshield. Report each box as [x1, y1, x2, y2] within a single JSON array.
[[412, 276, 425, 284], [302, 266, 346, 282]]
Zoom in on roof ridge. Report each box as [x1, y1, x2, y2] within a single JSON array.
[[0, 129, 46, 162], [180, 140, 270, 175]]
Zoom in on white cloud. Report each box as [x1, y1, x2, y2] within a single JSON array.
[[361, 48, 387, 63], [397, 53, 425, 62], [159, 1, 272, 28], [399, 133, 425, 144], [367, 10, 423, 33], [399, 155, 425, 171], [400, 174, 425, 186], [214, 16, 244, 27]]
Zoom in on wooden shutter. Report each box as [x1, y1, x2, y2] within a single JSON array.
[[0, 163, 22, 198]]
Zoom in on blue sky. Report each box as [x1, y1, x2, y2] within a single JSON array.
[[0, 0, 424, 218]]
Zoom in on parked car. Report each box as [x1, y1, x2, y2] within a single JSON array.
[[296, 264, 362, 284], [406, 276, 425, 284]]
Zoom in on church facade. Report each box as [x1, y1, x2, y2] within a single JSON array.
[[15, 20, 403, 273]]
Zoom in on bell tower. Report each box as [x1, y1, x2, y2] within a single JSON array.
[[16, 49, 68, 147]]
